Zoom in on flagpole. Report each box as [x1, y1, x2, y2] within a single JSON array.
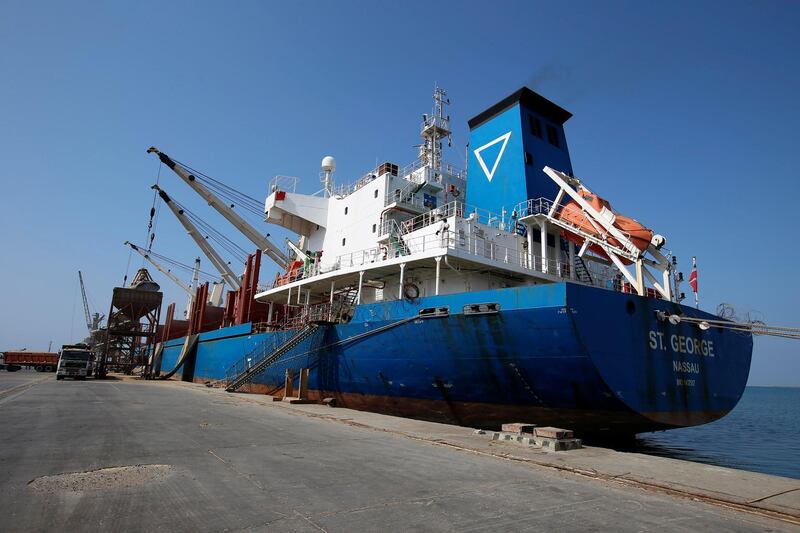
[[692, 256, 699, 309]]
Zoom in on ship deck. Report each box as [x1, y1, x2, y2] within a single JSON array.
[[1, 371, 797, 531]]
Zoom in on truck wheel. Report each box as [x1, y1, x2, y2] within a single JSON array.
[[35, 365, 43, 372], [45, 365, 53, 372]]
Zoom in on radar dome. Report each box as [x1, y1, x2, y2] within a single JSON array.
[[321, 156, 336, 173]]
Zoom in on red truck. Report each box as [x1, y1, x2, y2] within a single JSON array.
[[2, 352, 59, 372]]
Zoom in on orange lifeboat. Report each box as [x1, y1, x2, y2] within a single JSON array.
[[557, 187, 652, 265], [274, 260, 304, 286]]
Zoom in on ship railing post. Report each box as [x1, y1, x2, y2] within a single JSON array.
[[267, 301, 274, 328], [398, 263, 406, 299], [435, 256, 442, 295], [540, 221, 548, 274], [569, 241, 576, 280], [356, 270, 364, 305], [287, 286, 292, 305]]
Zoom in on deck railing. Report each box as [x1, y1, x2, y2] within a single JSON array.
[[269, 225, 618, 291]]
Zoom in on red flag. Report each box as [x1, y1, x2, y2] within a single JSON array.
[[689, 256, 698, 293]]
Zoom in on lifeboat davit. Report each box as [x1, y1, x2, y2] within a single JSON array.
[[557, 187, 652, 265]]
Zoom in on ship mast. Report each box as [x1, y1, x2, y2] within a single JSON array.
[[419, 86, 452, 176]]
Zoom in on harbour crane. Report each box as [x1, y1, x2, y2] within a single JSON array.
[[152, 185, 242, 291], [147, 147, 289, 269], [78, 271, 103, 332]]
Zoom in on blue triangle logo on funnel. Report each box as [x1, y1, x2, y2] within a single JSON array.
[[474, 131, 511, 183]]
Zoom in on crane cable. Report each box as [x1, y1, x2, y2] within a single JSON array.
[[138, 248, 220, 283], [171, 198, 249, 263], [146, 162, 163, 254], [170, 157, 264, 218]]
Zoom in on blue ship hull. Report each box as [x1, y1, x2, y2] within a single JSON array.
[[159, 282, 753, 435]]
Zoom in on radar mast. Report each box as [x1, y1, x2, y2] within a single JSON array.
[[419, 86, 452, 174]]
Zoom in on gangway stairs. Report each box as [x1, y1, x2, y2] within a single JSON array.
[[574, 256, 593, 285], [225, 324, 320, 392], [560, 237, 593, 285]]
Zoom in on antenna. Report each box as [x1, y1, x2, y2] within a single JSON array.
[[321, 156, 336, 197]]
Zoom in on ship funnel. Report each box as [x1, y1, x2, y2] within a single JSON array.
[[466, 87, 573, 216]]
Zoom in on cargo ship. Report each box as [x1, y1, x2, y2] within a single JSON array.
[[144, 87, 752, 436]]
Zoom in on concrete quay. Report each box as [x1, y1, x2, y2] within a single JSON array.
[[0, 370, 798, 532]]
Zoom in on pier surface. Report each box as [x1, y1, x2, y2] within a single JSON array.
[[0, 371, 798, 532]]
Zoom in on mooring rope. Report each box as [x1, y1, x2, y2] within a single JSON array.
[[657, 312, 800, 340]]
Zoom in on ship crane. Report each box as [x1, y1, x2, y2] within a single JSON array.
[[152, 185, 242, 291], [124, 242, 224, 311], [124, 241, 194, 294], [147, 147, 289, 270]]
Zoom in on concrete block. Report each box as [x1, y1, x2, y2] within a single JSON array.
[[537, 437, 582, 452], [534, 426, 573, 439], [322, 397, 337, 407], [501, 423, 536, 434], [490, 432, 540, 448], [490, 432, 518, 441]]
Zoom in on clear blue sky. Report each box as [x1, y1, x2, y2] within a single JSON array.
[[0, 1, 797, 385]]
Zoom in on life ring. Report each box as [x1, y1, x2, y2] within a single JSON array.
[[403, 282, 420, 300]]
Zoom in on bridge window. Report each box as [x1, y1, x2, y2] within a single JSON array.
[[547, 125, 560, 148], [342, 238, 346, 246], [524, 152, 534, 166], [372, 224, 377, 233], [345, 206, 348, 215], [374, 189, 379, 198], [528, 115, 542, 138]]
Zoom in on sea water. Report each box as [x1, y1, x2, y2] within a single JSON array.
[[636, 386, 800, 479]]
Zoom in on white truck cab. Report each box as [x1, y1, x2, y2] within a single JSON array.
[[56, 344, 92, 380]]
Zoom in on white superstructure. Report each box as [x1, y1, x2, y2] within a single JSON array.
[[255, 88, 676, 322]]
